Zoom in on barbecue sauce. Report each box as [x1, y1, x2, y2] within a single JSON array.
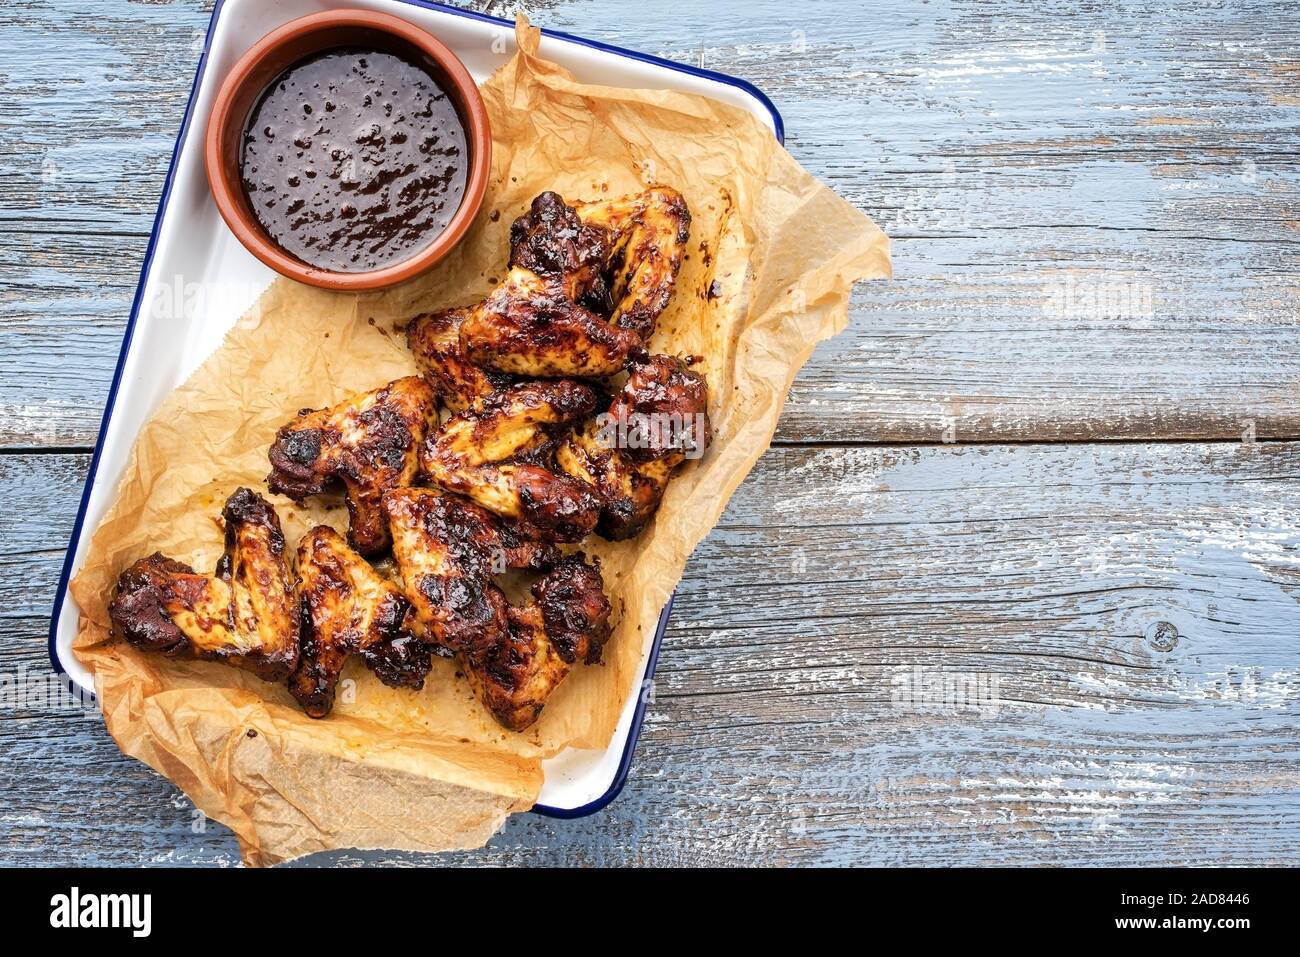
[[240, 48, 467, 273]]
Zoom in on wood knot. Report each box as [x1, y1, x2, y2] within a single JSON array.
[[1145, 620, 1180, 652]]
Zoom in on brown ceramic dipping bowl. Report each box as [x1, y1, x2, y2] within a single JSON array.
[[205, 9, 491, 290]]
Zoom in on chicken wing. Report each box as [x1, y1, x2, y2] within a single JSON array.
[[458, 265, 640, 377], [574, 185, 691, 340], [465, 603, 568, 733], [464, 554, 612, 731], [533, 552, 614, 665], [420, 379, 603, 542], [407, 308, 512, 412], [383, 487, 556, 655], [609, 351, 713, 461], [556, 353, 711, 539], [289, 525, 431, 718], [556, 419, 678, 541], [108, 488, 299, 681], [424, 378, 598, 467], [416, 188, 689, 378], [508, 189, 613, 310], [267, 376, 438, 556]]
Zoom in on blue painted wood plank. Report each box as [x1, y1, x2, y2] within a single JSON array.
[[5, 443, 1300, 865], [1, 0, 1297, 445]]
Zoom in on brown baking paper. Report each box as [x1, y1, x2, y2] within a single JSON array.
[[70, 16, 890, 865]]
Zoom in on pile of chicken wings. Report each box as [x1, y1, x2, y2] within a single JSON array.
[[109, 187, 710, 732]]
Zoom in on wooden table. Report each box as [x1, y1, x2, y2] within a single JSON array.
[[3, 0, 1297, 866]]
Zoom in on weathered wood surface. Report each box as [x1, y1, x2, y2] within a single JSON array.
[[2, 0, 1298, 866], [2, 0, 1297, 447], [4, 443, 1300, 865]]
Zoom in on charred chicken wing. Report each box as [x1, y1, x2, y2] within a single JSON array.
[[456, 191, 638, 378], [465, 603, 569, 732], [458, 265, 641, 378], [573, 185, 691, 340], [289, 525, 430, 718], [445, 188, 690, 377], [383, 487, 556, 655], [108, 488, 299, 681], [267, 376, 438, 556], [420, 379, 603, 542], [533, 553, 614, 665], [556, 419, 677, 541], [609, 352, 712, 461], [556, 353, 711, 539], [464, 554, 612, 731]]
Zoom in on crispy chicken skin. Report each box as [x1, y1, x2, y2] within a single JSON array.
[[459, 266, 641, 378], [533, 553, 613, 665], [556, 420, 677, 541], [465, 604, 568, 732], [407, 309, 512, 412], [383, 488, 556, 655], [359, 632, 438, 688], [289, 525, 430, 718], [574, 186, 691, 340], [556, 354, 711, 539], [420, 380, 603, 542], [508, 190, 613, 310], [447, 188, 690, 377], [108, 488, 299, 681], [465, 554, 612, 731], [267, 376, 438, 556]]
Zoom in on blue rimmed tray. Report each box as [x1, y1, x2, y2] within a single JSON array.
[[47, 0, 783, 817]]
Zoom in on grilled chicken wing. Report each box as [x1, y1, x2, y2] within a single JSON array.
[[556, 419, 678, 541], [407, 308, 512, 412], [465, 554, 612, 731], [411, 188, 688, 385], [425, 379, 597, 466], [289, 525, 430, 717], [574, 186, 691, 340], [267, 376, 438, 556], [508, 190, 613, 310], [611, 352, 712, 461], [427, 462, 601, 543], [383, 487, 556, 655], [533, 553, 613, 665], [108, 488, 299, 681], [457, 191, 633, 377], [420, 379, 603, 542], [556, 353, 711, 539], [466, 603, 568, 732], [458, 266, 641, 378]]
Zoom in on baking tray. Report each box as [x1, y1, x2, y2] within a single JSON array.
[[46, 0, 783, 817]]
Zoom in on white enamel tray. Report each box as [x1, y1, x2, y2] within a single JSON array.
[[48, 0, 782, 816]]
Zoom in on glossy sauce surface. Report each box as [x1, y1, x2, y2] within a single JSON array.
[[240, 48, 467, 273]]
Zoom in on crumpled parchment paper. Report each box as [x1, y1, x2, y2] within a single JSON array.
[[70, 16, 890, 865]]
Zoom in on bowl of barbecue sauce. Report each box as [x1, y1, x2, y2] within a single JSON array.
[[205, 9, 490, 290]]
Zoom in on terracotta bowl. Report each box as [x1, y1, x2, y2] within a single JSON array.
[[204, 9, 491, 291]]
